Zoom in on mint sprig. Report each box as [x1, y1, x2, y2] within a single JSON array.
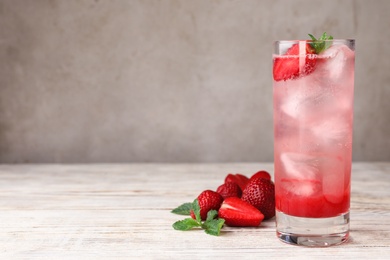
[[308, 32, 334, 54], [172, 199, 225, 236], [171, 202, 192, 215]]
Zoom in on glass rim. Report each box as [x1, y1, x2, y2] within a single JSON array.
[[274, 39, 355, 45]]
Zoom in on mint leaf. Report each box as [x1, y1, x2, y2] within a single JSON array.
[[203, 219, 225, 236], [172, 218, 200, 231], [171, 202, 192, 215], [308, 32, 333, 54], [308, 34, 317, 41], [192, 199, 202, 223], [206, 210, 218, 221], [324, 35, 333, 50]]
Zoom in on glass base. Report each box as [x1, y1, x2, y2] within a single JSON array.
[[276, 210, 349, 247]]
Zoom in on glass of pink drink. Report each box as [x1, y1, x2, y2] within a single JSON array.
[[273, 37, 355, 246]]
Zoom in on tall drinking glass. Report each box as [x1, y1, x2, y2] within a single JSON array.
[[273, 39, 355, 246]]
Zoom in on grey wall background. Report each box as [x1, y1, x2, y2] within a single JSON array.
[[0, 0, 389, 163]]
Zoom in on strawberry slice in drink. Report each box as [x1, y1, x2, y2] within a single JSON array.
[[273, 33, 334, 81], [273, 42, 317, 81]]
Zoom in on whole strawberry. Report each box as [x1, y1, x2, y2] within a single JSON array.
[[224, 173, 249, 191], [249, 170, 271, 181], [241, 178, 275, 219], [216, 182, 242, 199], [190, 190, 223, 221]]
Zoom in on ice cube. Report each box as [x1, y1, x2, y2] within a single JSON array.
[[280, 86, 303, 119], [321, 155, 346, 204], [281, 152, 321, 180], [311, 115, 351, 145], [318, 44, 355, 81], [280, 74, 333, 120], [280, 152, 346, 202], [281, 178, 322, 197]]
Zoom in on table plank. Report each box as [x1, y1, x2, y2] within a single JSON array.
[[0, 163, 389, 258]]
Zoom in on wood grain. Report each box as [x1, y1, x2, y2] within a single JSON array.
[[0, 163, 389, 258]]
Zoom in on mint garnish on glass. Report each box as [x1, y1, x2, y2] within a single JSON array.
[[308, 32, 334, 54]]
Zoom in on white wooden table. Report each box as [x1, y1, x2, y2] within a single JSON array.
[[1, 163, 389, 259]]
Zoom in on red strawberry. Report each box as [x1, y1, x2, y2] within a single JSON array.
[[241, 178, 275, 219], [273, 42, 317, 81], [190, 190, 223, 221], [218, 197, 264, 227], [224, 173, 249, 191], [216, 182, 242, 199], [250, 170, 271, 181]]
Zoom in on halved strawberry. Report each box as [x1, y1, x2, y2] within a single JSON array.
[[218, 197, 264, 227], [224, 173, 249, 191], [273, 42, 317, 81]]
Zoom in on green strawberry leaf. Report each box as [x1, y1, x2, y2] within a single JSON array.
[[172, 218, 200, 231], [171, 202, 192, 215], [308, 32, 334, 54], [206, 210, 218, 221], [202, 219, 225, 236]]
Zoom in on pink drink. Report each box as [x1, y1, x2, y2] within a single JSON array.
[[273, 39, 355, 246]]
